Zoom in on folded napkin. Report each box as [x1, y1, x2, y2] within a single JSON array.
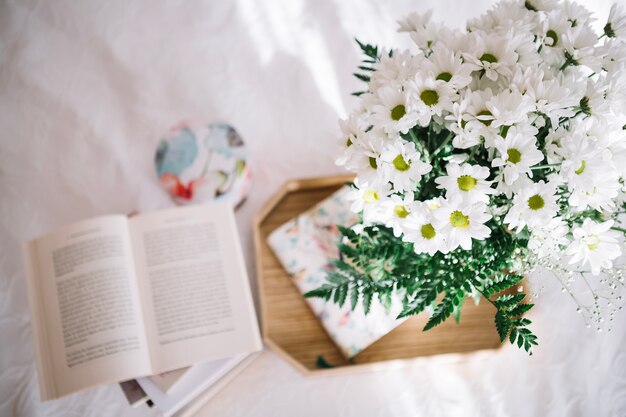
[[267, 186, 406, 358]]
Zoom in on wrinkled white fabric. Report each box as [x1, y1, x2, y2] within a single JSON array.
[[0, 0, 624, 416]]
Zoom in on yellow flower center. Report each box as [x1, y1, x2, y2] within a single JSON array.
[[392, 154, 411, 171], [575, 160, 586, 175], [586, 235, 600, 251], [390, 104, 406, 121], [394, 205, 410, 218], [421, 223, 436, 239], [363, 189, 379, 203], [457, 175, 477, 191], [450, 210, 470, 228], [527, 194, 545, 210], [507, 148, 522, 164], [420, 90, 439, 106]]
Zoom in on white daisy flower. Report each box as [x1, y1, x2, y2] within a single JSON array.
[[560, 23, 599, 71], [511, 67, 578, 128], [433, 197, 492, 251], [380, 139, 432, 192], [604, 3, 626, 39], [463, 88, 501, 142], [422, 43, 473, 91], [553, 131, 621, 212], [463, 31, 518, 81], [527, 216, 570, 260], [370, 49, 420, 91], [556, 132, 608, 189], [494, 171, 534, 199], [485, 89, 536, 129], [371, 87, 420, 135], [398, 11, 455, 54], [537, 8, 576, 67], [565, 219, 623, 275], [346, 179, 392, 224], [435, 162, 494, 204], [406, 73, 456, 127], [445, 94, 484, 149], [492, 128, 544, 185], [380, 192, 417, 237], [340, 129, 386, 185], [503, 180, 559, 232], [402, 201, 447, 255], [568, 172, 621, 213], [468, 1, 537, 34]]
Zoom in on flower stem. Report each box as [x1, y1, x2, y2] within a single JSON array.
[[431, 132, 454, 161], [611, 226, 626, 234], [531, 163, 560, 170]]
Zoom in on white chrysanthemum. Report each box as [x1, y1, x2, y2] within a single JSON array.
[[432, 197, 492, 251], [528, 216, 570, 259], [463, 31, 518, 81], [577, 78, 612, 123], [560, 23, 600, 71], [511, 67, 578, 128], [605, 3, 626, 39], [492, 129, 544, 185], [468, 0, 538, 34], [464, 88, 498, 133], [339, 129, 386, 184], [445, 94, 484, 149], [379, 192, 417, 237], [403, 200, 447, 255], [565, 219, 623, 275], [421, 43, 473, 91], [370, 87, 420, 135], [568, 172, 621, 212], [406, 74, 456, 127], [380, 139, 432, 192], [435, 162, 494, 203], [398, 12, 455, 53], [370, 49, 420, 91], [556, 132, 608, 189], [537, 8, 576, 67], [503, 180, 559, 231], [346, 179, 392, 223], [508, 30, 541, 67], [553, 131, 621, 212], [485, 88, 536, 129], [336, 114, 365, 165]]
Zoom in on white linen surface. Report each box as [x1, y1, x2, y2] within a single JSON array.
[[0, 0, 624, 416]]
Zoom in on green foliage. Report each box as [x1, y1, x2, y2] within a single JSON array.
[[352, 38, 382, 87], [304, 211, 538, 354]]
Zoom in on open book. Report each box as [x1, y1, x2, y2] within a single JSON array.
[[24, 203, 262, 400]]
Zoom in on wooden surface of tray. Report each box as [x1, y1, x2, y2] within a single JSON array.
[[254, 175, 503, 374]]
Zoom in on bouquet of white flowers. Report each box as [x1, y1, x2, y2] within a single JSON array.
[[306, 0, 626, 353]]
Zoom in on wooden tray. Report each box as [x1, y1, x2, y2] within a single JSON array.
[[254, 175, 503, 375]]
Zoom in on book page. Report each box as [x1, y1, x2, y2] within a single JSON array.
[[129, 203, 262, 373], [25, 216, 151, 400]]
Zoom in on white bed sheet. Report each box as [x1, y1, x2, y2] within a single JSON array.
[[0, 0, 624, 416]]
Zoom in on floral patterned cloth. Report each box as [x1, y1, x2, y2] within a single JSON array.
[[268, 186, 406, 358]]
